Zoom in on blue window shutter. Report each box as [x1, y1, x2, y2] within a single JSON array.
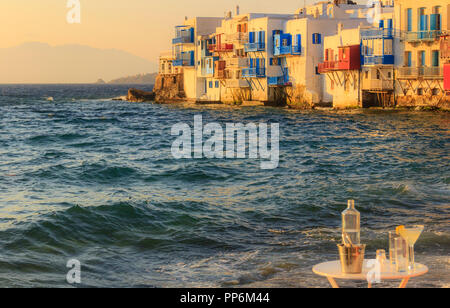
[[312, 34, 316, 44], [249, 32, 255, 43], [379, 20, 384, 29], [432, 51, 439, 67], [387, 19, 393, 29], [270, 58, 273, 66], [407, 9, 412, 31], [408, 52, 412, 67], [318, 34, 321, 44], [421, 51, 426, 66]]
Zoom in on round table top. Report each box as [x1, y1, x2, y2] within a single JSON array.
[[313, 260, 428, 280]]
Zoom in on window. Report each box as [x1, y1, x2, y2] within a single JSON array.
[[406, 8, 412, 31], [365, 71, 369, 79], [376, 70, 381, 80], [388, 72, 392, 79], [405, 51, 412, 67], [419, 51, 426, 67], [215, 81, 219, 88], [312, 33, 321, 44], [432, 50, 440, 67], [419, 8, 428, 31], [209, 81, 213, 88]]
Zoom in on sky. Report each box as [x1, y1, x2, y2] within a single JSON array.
[[0, 0, 366, 82], [0, 0, 365, 63]]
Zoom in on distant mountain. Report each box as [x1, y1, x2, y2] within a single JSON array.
[[0, 42, 158, 84], [108, 73, 157, 84]]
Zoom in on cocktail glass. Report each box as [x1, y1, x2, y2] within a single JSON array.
[[398, 225, 424, 271]]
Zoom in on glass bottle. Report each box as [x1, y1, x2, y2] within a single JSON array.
[[342, 200, 360, 245]]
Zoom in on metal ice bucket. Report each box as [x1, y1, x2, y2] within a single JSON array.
[[337, 244, 366, 274]]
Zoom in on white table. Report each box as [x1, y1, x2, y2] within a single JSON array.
[[313, 260, 428, 288]]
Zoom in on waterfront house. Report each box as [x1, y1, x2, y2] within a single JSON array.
[[172, 17, 223, 101], [393, 0, 449, 107], [441, 34, 450, 92]]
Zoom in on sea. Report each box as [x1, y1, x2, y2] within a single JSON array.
[[0, 84, 448, 287]]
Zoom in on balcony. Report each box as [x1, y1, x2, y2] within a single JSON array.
[[242, 67, 266, 78], [214, 69, 228, 79], [226, 58, 249, 68], [317, 61, 339, 73], [173, 51, 195, 67], [173, 27, 194, 45], [361, 28, 394, 39], [268, 76, 290, 87], [245, 42, 266, 52], [226, 79, 250, 88], [227, 32, 249, 44], [172, 36, 194, 44], [362, 55, 394, 66], [397, 67, 443, 79], [274, 45, 302, 57], [404, 31, 441, 43], [208, 43, 234, 53], [362, 79, 394, 91]]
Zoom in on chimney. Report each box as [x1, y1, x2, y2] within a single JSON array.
[[236, 5, 240, 16]]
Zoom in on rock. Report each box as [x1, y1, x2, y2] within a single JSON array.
[[127, 88, 155, 102]]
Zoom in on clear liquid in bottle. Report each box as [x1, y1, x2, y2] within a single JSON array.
[[342, 200, 360, 245]]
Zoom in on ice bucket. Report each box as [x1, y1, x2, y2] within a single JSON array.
[[337, 244, 366, 274]]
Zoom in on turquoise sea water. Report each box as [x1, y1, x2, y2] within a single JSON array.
[[0, 84, 448, 288]]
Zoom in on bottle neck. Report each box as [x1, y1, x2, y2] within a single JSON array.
[[347, 200, 355, 209]]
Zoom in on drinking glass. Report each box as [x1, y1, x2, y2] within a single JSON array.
[[376, 249, 387, 269], [394, 236, 409, 272], [389, 231, 398, 267], [398, 225, 424, 271]]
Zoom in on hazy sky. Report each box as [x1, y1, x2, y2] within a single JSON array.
[[0, 0, 365, 63]]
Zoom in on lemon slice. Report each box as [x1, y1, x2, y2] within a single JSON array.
[[396, 225, 405, 235]]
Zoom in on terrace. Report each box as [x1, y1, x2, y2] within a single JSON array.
[[404, 31, 442, 43], [242, 67, 266, 78], [360, 28, 394, 39], [173, 51, 195, 67], [208, 43, 234, 53], [362, 55, 395, 66], [245, 42, 266, 53], [397, 67, 443, 79], [172, 26, 194, 45]]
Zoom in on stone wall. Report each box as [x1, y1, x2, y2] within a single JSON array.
[[154, 73, 185, 103]]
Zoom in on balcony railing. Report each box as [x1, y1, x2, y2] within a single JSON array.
[[242, 67, 266, 78], [226, 58, 249, 68], [173, 52, 195, 67], [362, 55, 394, 66], [397, 67, 443, 78], [214, 69, 229, 79], [172, 36, 194, 45], [274, 45, 302, 56], [404, 31, 442, 43], [226, 79, 250, 88], [362, 79, 394, 91], [361, 28, 395, 39], [317, 61, 340, 73], [245, 42, 266, 52], [208, 43, 234, 52], [268, 76, 290, 87], [227, 33, 249, 43]]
